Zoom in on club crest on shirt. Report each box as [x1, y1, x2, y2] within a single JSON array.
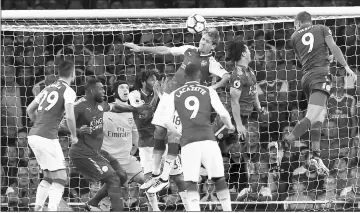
[[233, 80, 241, 89], [201, 60, 207, 66], [128, 118, 133, 124], [97, 105, 103, 111]]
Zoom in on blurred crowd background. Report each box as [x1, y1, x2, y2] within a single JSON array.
[[1, 0, 360, 211]]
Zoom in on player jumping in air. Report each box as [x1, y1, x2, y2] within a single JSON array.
[[59, 78, 151, 211], [27, 60, 77, 211], [227, 36, 268, 140], [285, 11, 357, 175], [129, 70, 189, 211], [124, 28, 230, 192], [164, 64, 235, 211]]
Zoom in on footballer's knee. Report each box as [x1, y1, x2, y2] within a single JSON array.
[[154, 125, 167, 139], [103, 172, 121, 188], [305, 104, 326, 124]]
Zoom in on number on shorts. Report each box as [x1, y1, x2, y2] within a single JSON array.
[[184, 96, 199, 119], [173, 115, 181, 126], [38, 90, 59, 111], [301, 32, 314, 53]]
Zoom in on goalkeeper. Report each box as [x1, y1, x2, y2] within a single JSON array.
[[124, 28, 230, 193]]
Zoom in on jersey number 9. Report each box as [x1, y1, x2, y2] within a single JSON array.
[[184, 96, 199, 119], [38, 91, 59, 111], [302, 32, 314, 53]]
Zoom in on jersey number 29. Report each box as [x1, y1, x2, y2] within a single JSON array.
[[302, 32, 314, 53], [38, 91, 59, 111], [184, 96, 199, 119]]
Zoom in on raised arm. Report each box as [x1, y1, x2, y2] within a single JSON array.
[[208, 57, 230, 90], [124, 43, 193, 56], [230, 87, 245, 134]]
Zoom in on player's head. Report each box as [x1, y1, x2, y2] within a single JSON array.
[[226, 36, 251, 63], [113, 80, 130, 102], [184, 63, 201, 82], [133, 69, 158, 91], [294, 11, 312, 30], [199, 28, 220, 54], [85, 77, 105, 103], [58, 60, 75, 82]]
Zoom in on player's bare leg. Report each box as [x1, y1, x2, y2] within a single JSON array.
[[170, 174, 189, 211], [212, 177, 232, 211], [140, 126, 167, 189], [185, 181, 201, 211], [284, 91, 329, 175], [34, 171, 53, 211], [47, 169, 67, 211]]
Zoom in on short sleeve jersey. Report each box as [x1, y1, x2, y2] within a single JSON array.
[[291, 24, 332, 72], [128, 89, 157, 147], [170, 45, 228, 86], [69, 98, 110, 158], [102, 104, 137, 164], [229, 65, 257, 116], [170, 82, 216, 146], [29, 79, 76, 139]]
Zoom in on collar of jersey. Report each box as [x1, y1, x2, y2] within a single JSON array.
[[298, 23, 312, 30], [185, 81, 199, 84], [330, 93, 346, 102], [58, 79, 69, 85], [198, 49, 212, 57], [140, 88, 153, 97]]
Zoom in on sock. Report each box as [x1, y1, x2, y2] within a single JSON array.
[[152, 139, 166, 176], [178, 191, 189, 211], [108, 187, 123, 211], [160, 155, 176, 181], [186, 190, 200, 211], [288, 117, 311, 142], [146, 192, 160, 211], [35, 179, 52, 209], [310, 121, 322, 153], [214, 178, 232, 211], [216, 188, 232, 211], [89, 183, 108, 206], [47, 182, 65, 211]]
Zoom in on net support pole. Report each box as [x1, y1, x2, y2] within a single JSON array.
[[2, 7, 360, 19]]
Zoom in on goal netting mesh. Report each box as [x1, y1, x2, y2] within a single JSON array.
[[1, 8, 360, 211]]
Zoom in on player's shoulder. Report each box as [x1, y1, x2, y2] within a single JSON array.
[[343, 93, 356, 101], [75, 97, 87, 106]]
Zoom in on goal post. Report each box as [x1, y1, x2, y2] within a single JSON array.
[[1, 7, 360, 211]]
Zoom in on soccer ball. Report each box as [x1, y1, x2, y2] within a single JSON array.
[[186, 14, 206, 34]]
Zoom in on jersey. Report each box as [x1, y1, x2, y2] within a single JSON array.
[[229, 65, 257, 116], [170, 45, 228, 86], [291, 24, 332, 73], [327, 94, 355, 137], [102, 104, 137, 164], [165, 81, 230, 147], [69, 98, 110, 158], [29, 79, 76, 139], [128, 89, 156, 147]]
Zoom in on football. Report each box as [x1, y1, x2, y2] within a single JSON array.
[[186, 14, 206, 34]]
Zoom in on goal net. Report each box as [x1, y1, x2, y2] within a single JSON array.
[[1, 7, 360, 211]]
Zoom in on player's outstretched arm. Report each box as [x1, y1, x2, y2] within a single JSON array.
[[325, 36, 356, 80], [26, 100, 39, 122], [123, 42, 172, 55], [111, 102, 154, 114], [209, 88, 234, 131]]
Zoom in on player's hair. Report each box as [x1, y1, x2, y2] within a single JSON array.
[[133, 69, 159, 90], [112, 80, 129, 100], [84, 77, 101, 92], [226, 36, 247, 62], [295, 11, 312, 24], [58, 60, 74, 78], [184, 63, 200, 80], [202, 27, 220, 46]]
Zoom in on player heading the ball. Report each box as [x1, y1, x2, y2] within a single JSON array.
[[285, 11, 357, 176], [164, 63, 235, 211], [124, 28, 231, 193]]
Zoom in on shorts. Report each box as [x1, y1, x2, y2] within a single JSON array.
[[71, 153, 115, 182], [120, 156, 143, 181], [28, 135, 65, 171], [181, 140, 224, 182], [301, 68, 332, 101], [138, 146, 182, 176]]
